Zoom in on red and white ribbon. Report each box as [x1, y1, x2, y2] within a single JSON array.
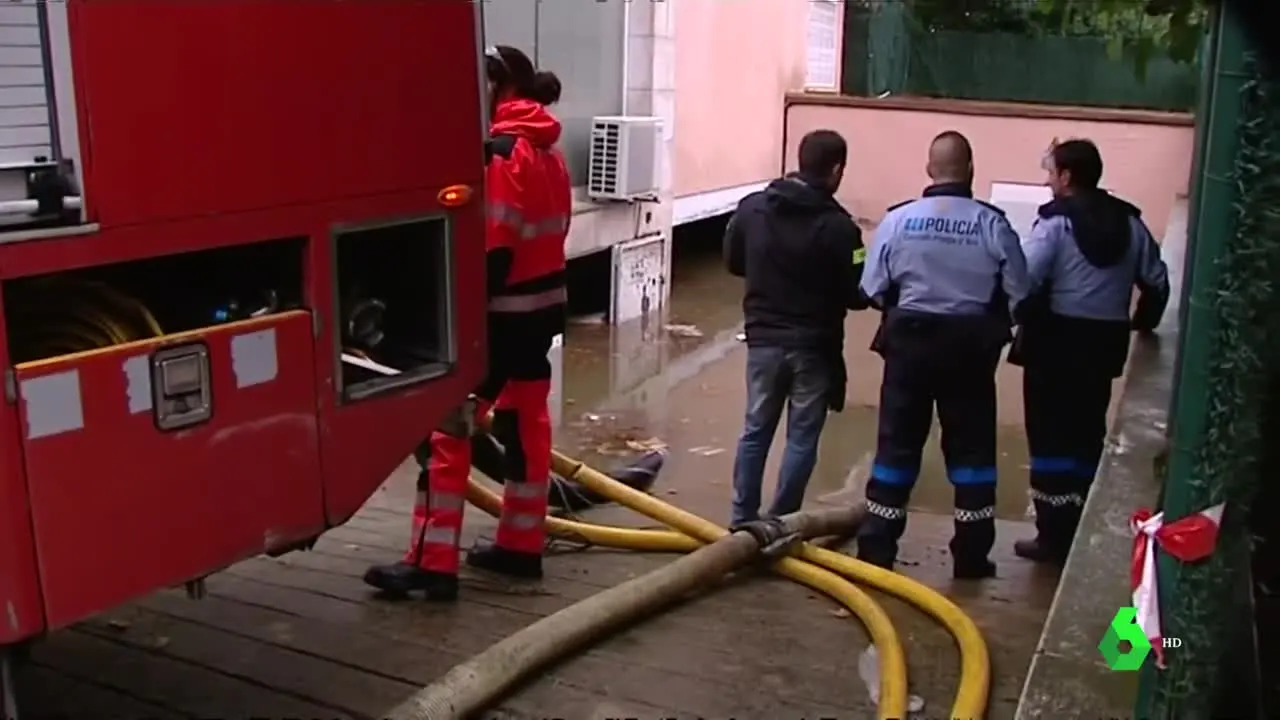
[[1129, 502, 1225, 668]]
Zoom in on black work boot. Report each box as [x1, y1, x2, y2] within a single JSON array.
[[363, 562, 458, 601], [465, 542, 543, 580], [854, 547, 895, 572], [1013, 538, 1069, 566], [953, 557, 997, 580]]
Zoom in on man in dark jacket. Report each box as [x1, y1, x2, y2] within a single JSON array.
[[1010, 138, 1170, 565], [723, 129, 868, 526]]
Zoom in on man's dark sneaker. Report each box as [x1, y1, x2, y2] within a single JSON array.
[[953, 557, 997, 580], [1013, 538, 1069, 566], [466, 543, 543, 580], [363, 562, 458, 601]]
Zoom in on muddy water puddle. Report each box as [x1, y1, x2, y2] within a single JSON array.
[[555, 230, 1040, 524]]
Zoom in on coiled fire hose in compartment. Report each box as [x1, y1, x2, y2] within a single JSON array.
[[385, 434, 993, 720], [7, 278, 164, 363]]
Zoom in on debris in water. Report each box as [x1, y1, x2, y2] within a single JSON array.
[[735, 332, 747, 342], [665, 324, 703, 338], [830, 607, 852, 618], [105, 618, 130, 632], [858, 645, 925, 714], [569, 313, 607, 326], [625, 437, 667, 452], [687, 446, 726, 457]]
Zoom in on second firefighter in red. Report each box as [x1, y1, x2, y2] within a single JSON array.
[[364, 45, 571, 601]]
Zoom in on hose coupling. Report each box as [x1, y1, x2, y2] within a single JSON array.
[[729, 517, 801, 559]]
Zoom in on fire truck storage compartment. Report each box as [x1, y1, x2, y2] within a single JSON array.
[[2, 237, 306, 365], [334, 215, 452, 400]]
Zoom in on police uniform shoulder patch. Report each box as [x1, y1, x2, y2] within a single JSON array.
[[485, 134, 519, 163], [975, 199, 1007, 216]]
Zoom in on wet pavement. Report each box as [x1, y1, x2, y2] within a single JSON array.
[[13, 221, 1059, 719]]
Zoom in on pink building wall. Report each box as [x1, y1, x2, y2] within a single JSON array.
[[673, 0, 821, 199], [783, 95, 1196, 240]]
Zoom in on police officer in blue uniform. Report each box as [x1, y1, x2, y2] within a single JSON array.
[[1010, 138, 1169, 565], [856, 131, 1030, 579]]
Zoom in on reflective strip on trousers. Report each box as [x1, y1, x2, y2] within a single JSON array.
[[501, 512, 544, 531], [1030, 489, 1085, 507], [867, 500, 907, 521], [422, 525, 460, 544], [955, 506, 995, 522], [488, 204, 570, 241], [430, 491, 465, 513], [489, 286, 568, 313], [505, 481, 545, 499]]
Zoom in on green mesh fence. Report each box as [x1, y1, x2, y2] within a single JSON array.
[[842, 1, 1200, 111], [1140, 4, 1280, 713]]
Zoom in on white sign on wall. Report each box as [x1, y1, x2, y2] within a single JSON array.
[[988, 182, 1052, 242], [804, 0, 841, 90]]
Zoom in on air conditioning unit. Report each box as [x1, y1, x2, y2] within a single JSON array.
[[587, 116, 661, 202]]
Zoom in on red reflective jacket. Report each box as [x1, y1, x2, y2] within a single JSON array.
[[486, 97, 571, 321]]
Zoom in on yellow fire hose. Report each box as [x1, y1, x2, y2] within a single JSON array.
[[390, 504, 867, 720], [9, 281, 990, 718], [461, 445, 992, 719]]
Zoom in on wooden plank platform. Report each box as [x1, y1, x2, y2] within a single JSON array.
[[15, 457, 1055, 720]]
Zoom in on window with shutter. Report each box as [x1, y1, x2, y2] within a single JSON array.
[[0, 2, 53, 168], [804, 0, 840, 91]]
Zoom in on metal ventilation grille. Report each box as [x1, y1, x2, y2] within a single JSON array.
[[589, 121, 620, 197]]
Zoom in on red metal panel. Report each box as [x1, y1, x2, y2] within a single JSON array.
[[68, 0, 483, 229], [0, 306, 45, 643], [16, 312, 325, 632]]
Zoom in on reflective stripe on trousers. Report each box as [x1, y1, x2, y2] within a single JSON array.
[[488, 203, 570, 241], [406, 398, 495, 573], [489, 286, 567, 313], [494, 379, 553, 554]]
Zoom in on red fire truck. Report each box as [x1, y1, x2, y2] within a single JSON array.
[[0, 2, 486, 712]]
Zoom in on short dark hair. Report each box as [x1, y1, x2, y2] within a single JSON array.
[[797, 130, 847, 177], [931, 130, 972, 165], [1051, 139, 1103, 190]]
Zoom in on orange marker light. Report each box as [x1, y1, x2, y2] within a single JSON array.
[[438, 184, 474, 208]]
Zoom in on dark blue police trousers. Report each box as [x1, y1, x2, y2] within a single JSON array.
[[856, 312, 1003, 569]]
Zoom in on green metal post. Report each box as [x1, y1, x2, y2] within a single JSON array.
[[1166, 29, 1217, 441]]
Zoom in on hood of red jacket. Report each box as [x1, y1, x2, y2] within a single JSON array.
[[491, 97, 562, 148]]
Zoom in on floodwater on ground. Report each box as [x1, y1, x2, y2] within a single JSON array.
[[543, 217, 1062, 717], [553, 216, 1090, 525]]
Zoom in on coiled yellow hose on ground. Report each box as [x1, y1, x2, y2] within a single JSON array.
[[468, 447, 992, 719]]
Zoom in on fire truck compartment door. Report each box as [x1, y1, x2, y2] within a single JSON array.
[[14, 310, 325, 632]]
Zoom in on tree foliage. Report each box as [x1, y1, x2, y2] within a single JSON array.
[[910, 0, 1208, 77]]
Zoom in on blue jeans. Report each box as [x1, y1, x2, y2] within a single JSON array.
[[731, 345, 832, 525]]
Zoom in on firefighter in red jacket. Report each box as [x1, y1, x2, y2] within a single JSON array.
[[364, 45, 571, 600]]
